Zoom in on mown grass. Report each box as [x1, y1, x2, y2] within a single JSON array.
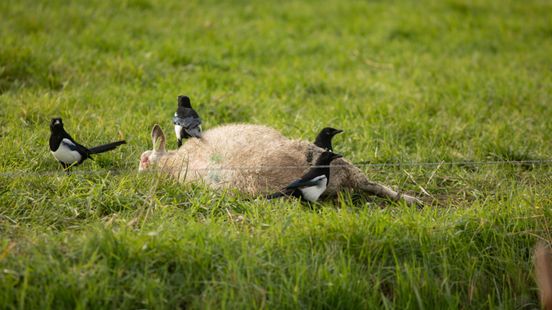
[[1, 0, 552, 308]]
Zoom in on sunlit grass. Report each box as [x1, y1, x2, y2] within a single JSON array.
[[1, 0, 552, 308]]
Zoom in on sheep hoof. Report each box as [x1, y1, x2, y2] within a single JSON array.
[[400, 193, 424, 207]]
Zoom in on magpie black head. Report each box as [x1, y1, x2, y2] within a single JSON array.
[[314, 127, 343, 151], [50, 117, 64, 132], [321, 127, 343, 138], [177, 95, 192, 108]]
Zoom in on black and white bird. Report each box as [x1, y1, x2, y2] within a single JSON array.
[[314, 127, 343, 152], [173, 95, 202, 147], [49, 118, 126, 169], [267, 151, 342, 202]]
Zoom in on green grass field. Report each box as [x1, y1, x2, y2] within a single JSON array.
[[1, 0, 552, 308]]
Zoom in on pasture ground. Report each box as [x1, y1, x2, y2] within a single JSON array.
[[1, 0, 552, 308]]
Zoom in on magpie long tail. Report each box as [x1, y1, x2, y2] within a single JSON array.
[[266, 192, 286, 200], [88, 140, 126, 154]]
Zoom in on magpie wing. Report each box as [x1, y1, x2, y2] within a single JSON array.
[[173, 116, 202, 128], [62, 139, 92, 157], [60, 130, 92, 154], [285, 175, 325, 190], [173, 116, 202, 138]]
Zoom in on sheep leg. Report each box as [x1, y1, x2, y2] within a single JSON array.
[[329, 159, 423, 206], [357, 179, 423, 206]]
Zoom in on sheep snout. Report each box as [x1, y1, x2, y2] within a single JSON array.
[[139, 153, 151, 171]]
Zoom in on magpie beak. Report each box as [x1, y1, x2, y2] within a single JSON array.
[[49, 117, 126, 170]]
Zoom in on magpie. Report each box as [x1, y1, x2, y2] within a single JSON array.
[[173, 95, 202, 147], [267, 151, 342, 202], [49, 117, 126, 169], [314, 127, 343, 152]]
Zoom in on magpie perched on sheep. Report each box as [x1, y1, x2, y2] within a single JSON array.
[[173, 95, 202, 147], [314, 127, 343, 152], [49, 117, 126, 170], [267, 151, 342, 202]]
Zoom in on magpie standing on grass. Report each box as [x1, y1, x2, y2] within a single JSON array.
[[314, 127, 343, 152], [173, 95, 202, 147], [267, 151, 342, 202], [49, 118, 126, 169]]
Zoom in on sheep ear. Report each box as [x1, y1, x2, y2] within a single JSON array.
[[151, 124, 166, 152]]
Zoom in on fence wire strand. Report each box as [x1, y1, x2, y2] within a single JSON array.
[[1, 159, 552, 178]]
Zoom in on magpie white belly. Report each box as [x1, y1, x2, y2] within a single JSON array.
[[175, 125, 183, 139], [300, 178, 328, 202], [51, 143, 81, 164]]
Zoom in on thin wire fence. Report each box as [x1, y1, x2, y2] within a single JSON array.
[[1, 159, 552, 178]]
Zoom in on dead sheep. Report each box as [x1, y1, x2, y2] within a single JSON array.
[[139, 123, 422, 206]]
